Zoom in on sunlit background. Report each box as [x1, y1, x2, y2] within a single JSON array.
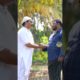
[[18, 0, 62, 79]]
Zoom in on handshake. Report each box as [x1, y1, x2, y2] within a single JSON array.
[[38, 43, 46, 48], [38, 43, 48, 51]]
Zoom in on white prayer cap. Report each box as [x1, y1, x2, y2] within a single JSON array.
[[21, 16, 32, 25]]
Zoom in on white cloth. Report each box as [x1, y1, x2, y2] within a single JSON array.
[[18, 27, 34, 80], [0, 5, 17, 80], [49, 31, 56, 40], [21, 16, 32, 25]]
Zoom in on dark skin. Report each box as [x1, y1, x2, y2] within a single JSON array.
[[52, 21, 61, 31], [0, 0, 17, 65]]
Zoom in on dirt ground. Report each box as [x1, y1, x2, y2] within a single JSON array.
[[29, 64, 63, 80], [29, 65, 49, 80]]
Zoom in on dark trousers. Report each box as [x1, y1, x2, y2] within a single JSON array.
[[48, 60, 62, 80]]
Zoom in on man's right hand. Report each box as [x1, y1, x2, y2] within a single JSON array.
[[0, 49, 17, 65], [38, 43, 45, 49], [39, 43, 48, 51]]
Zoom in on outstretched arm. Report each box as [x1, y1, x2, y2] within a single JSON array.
[[39, 43, 48, 51], [25, 43, 44, 49]]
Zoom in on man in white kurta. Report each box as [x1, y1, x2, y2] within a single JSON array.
[[18, 26, 34, 80], [18, 16, 42, 80]]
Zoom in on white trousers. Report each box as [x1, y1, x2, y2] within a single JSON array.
[[18, 57, 32, 80]]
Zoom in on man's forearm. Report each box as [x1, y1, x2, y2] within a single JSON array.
[[25, 43, 41, 49], [38, 44, 48, 51]]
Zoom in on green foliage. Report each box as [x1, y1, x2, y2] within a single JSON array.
[[32, 27, 49, 64], [31, 26, 49, 64], [40, 36, 48, 44], [18, 0, 62, 64], [33, 51, 48, 64], [18, 0, 62, 23]]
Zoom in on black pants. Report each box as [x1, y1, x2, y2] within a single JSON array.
[[48, 60, 62, 80]]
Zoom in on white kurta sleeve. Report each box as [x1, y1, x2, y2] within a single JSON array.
[[19, 29, 31, 45]]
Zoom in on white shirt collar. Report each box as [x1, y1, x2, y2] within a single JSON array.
[[23, 26, 31, 31]]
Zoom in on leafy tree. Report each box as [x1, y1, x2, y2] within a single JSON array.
[[18, 0, 62, 63]]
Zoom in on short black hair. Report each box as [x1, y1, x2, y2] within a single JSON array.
[[22, 20, 30, 26], [22, 22, 25, 26], [54, 19, 62, 27]]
